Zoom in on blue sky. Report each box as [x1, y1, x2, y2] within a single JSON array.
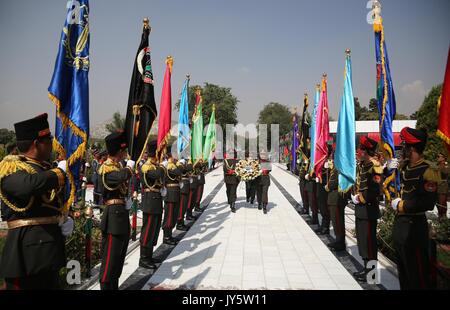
[[0, 0, 449, 130]]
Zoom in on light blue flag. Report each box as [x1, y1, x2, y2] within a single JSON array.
[[309, 85, 320, 174], [335, 53, 356, 192], [177, 78, 190, 158]]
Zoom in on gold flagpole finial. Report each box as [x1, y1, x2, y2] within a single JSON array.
[[166, 56, 174, 72], [186, 74, 191, 80], [143, 18, 151, 31], [345, 48, 351, 55]]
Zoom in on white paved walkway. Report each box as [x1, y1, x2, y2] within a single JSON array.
[[141, 164, 361, 290]]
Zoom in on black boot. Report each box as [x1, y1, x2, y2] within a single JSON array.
[[263, 204, 267, 214], [353, 261, 369, 282], [139, 247, 157, 269], [300, 207, 309, 215], [258, 204, 262, 210], [230, 203, 236, 213]]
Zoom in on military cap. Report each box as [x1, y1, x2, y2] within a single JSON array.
[[400, 127, 427, 152], [14, 113, 51, 141], [105, 130, 127, 156]]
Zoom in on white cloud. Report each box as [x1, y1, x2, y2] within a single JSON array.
[[401, 80, 427, 97]]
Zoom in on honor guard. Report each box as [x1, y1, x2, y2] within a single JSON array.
[[224, 151, 240, 213], [245, 152, 257, 205], [436, 152, 449, 218], [351, 136, 382, 282], [195, 159, 207, 212], [299, 137, 311, 215], [186, 159, 199, 220], [257, 151, 272, 214], [139, 141, 164, 269], [98, 131, 135, 290], [0, 114, 72, 289], [176, 157, 193, 231], [391, 127, 440, 289], [316, 145, 332, 235], [161, 146, 182, 245]]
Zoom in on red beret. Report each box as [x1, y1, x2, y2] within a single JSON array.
[[400, 127, 426, 145], [359, 136, 378, 152]]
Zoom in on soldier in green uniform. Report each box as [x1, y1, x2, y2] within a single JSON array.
[[0, 114, 72, 289], [391, 127, 440, 290], [245, 152, 258, 205], [436, 152, 449, 218], [186, 159, 199, 220], [161, 146, 182, 245], [351, 136, 383, 282], [299, 138, 311, 215], [98, 131, 135, 290], [139, 141, 164, 269], [224, 151, 240, 213], [305, 170, 319, 224], [316, 155, 330, 235], [257, 151, 272, 214], [195, 159, 207, 212], [176, 157, 193, 231]]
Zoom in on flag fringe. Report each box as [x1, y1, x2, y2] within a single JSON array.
[[49, 92, 87, 212]]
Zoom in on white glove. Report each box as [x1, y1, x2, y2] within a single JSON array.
[[85, 162, 90, 168], [179, 159, 186, 165], [57, 160, 67, 173], [126, 160, 135, 170], [125, 200, 132, 210], [324, 161, 330, 169], [304, 159, 309, 164], [315, 177, 320, 183], [82, 176, 87, 182], [387, 158, 399, 170], [391, 198, 401, 211], [59, 217, 74, 237], [161, 160, 168, 168], [351, 194, 360, 205], [305, 174, 310, 181]]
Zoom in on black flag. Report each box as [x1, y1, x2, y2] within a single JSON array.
[[124, 20, 157, 161]]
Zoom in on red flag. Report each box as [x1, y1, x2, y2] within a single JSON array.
[[156, 56, 173, 159], [313, 75, 330, 181], [437, 47, 450, 154]]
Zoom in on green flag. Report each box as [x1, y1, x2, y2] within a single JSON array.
[[191, 88, 203, 163], [203, 104, 216, 167]]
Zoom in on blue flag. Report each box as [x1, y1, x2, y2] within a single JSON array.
[[48, 0, 90, 211], [291, 114, 299, 173], [177, 78, 190, 158], [335, 52, 356, 192], [374, 16, 398, 200], [309, 85, 320, 174]]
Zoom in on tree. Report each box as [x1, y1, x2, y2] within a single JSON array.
[[394, 113, 409, 120], [105, 112, 125, 134], [175, 82, 238, 131], [354, 97, 370, 121], [0, 128, 15, 146], [257, 102, 293, 148], [410, 111, 419, 120], [415, 84, 447, 159], [369, 98, 378, 113]]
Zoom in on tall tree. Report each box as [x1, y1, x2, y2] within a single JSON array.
[[175, 82, 238, 131], [105, 112, 125, 134], [257, 102, 293, 148], [416, 84, 447, 159]]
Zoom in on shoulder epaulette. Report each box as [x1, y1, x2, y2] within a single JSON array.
[[0, 155, 36, 179], [369, 158, 383, 174], [98, 159, 120, 175], [141, 160, 157, 174], [423, 166, 440, 183]]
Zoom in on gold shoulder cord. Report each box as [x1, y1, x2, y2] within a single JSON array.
[[100, 160, 122, 191], [142, 161, 161, 190], [0, 156, 36, 212]]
